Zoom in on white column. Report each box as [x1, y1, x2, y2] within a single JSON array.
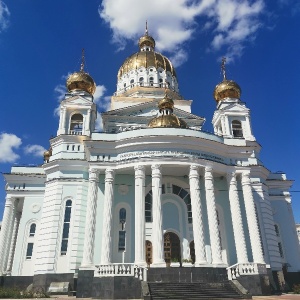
[[101, 168, 115, 264], [189, 165, 207, 265], [151, 164, 165, 266], [134, 165, 146, 265], [0, 196, 15, 275], [62, 107, 67, 134], [85, 109, 91, 135], [242, 172, 265, 263], [6, 211, 21, 275], [204, 167, 223, 265], [227, 172, 248, 263], [81, 168, 100, 268], [221, 116, 227, 136]]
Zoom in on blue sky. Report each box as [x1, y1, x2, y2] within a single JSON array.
[[0, 0, 300, 222]]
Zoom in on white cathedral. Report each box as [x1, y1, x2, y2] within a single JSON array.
[[0, 29, 300, 299]]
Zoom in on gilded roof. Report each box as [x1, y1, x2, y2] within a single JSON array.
[[117, 51, 176, 79], [213, 79, 241, 102]]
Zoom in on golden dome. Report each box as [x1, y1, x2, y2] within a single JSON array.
[[148, 114, 188, 128], [66, 71, 96, 95], [118, 51, 176, 79], [118, 25, 176, 79], [213, 79, 241, 102]]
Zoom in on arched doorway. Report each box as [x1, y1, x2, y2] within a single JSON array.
[[189, 240, 195, 264], [145, 240, 152, 267], [164, 232, 181, 267]]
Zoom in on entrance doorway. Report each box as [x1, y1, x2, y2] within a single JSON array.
[[164, 232, 181, 267], [189, 240, 195, 264]]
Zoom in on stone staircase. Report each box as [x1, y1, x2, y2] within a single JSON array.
[[148, 282, 250, 299]]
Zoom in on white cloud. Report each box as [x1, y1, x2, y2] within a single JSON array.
[[99, 0, 264, 63], [24, 144, 46, 157], [0, 133, 21, 163], [94, 85, 107, 104], [0, 1, 9, 33], [54, 84, 66, 116]]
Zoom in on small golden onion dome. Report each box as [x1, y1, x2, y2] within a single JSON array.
[[43, 147, 52, 163], [213, 79, 241, 102], [138, 34, 155, 49], [158, 95, 174, 111], [148, 115, 188, 128], [66, 71, 96, 95]]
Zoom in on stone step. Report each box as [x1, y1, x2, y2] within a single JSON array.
[[148, 282, 248, 299]]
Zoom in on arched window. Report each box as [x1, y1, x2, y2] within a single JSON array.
[[139, 77, 144, 86], [70, 113, 83, 135], [232, 120, 243, 137], [130, 79, 134, 87], [159, 78, 163, 88], [29, 223, 36, 237], [119, 208, 126, 251], [61, 200, 72, 255], [172, 185, 192, 223], [149, 77, 154, 86]]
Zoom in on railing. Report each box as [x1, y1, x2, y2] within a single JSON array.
[[94, 264, 147, 281], [69, 130, 82, 135], [227, 263, 267, 280]]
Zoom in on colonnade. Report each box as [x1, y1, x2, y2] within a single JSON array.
[[80, 163, 265, 269]]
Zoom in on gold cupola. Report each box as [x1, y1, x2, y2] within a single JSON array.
[[213, 57, 241, 102], [148, 93, 188, 128], [66, 49, 96, 95]]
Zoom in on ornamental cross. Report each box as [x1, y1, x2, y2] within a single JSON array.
[[221, 57, 227, 80], [80, 48, 85, 72]]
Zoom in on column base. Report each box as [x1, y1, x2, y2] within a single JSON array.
[[194, 262, 211, 267], [79, 264, 95, 270], [134, 261, 147, 267], [151, 261, 166, 268]]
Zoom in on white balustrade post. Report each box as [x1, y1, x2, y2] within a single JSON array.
[[242, 172, 265, 263], [101, 168, 115, 264], [227, 172, 248, 263], [204, 167, 223, 265], [151, 164, 165, 266], [189, 165, 207, 265], [81, 168, 100, 268], [0, 196, 15, 275], [134, 165, 146, 265]]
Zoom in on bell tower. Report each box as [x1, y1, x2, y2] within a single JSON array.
[[57, 50, 97, 137], [212, 58, 255, 141]]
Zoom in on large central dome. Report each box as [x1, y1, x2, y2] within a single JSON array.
[[115, 28, 179, 97]]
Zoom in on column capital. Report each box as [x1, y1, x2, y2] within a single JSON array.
[[227, 171, 237, 184], [105, 168, 115, 182], [134, 165, 145, 174], [204, 166, 213, 179], [189, 165, 199, 178], [89, 168, 100, 181], [5, 195, 14, 206], [241, 171, 251, 185], [151, 164, 161, 178]]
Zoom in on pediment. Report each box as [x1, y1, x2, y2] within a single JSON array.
[[61, 95, 94, 106], [218, 101, 249, 112], [102, 99, 204, 121]]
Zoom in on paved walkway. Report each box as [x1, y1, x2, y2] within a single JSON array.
[[253, 295, 300, 300]]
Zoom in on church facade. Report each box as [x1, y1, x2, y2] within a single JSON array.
[[0, 30, 300, 297]]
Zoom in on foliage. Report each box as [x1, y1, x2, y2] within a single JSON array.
[[182, 258, 193, 263], [0, 287, 49, 298], [292, 284, 300, 294]]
